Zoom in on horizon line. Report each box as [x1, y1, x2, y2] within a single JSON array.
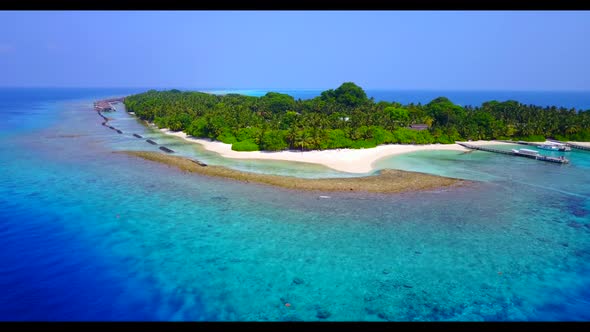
[[1, 86, 589, 93]]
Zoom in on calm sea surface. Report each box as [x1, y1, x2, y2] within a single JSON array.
[[1, 88, 589, 321]]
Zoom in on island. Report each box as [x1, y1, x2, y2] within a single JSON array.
[[123, 82, 590, 153], [99, 83, 590, 193]]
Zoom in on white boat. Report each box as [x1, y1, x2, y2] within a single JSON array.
[[538, 144, 559, 151], [512, 148, 540, 156], [538, 141, 571, 152]]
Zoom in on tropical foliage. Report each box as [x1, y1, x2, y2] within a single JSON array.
[[124, 83, 590, 151]]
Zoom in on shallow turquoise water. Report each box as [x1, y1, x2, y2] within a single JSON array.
[[1, 89, 590, 321]]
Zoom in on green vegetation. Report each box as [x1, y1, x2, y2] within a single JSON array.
[[124, 83, 590, 151], [231, 139, 259, 151]]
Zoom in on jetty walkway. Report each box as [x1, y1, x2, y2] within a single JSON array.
[[457, 142, 569, 164], [498, 139, 590, 152], [547, 139, 590, 152]]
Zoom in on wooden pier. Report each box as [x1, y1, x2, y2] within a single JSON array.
[[95, 98, 123, 132], [567, 143, 590, 151], [457, 143, 514, 155], [502, 138, 590, 152], [92, 98, 198, 158], [159, 146, 175, 153], [457, 142, 569, 164], [97, 111, 108, 121], [547, 139, 590, 152], [190, 159, 208, 167], [93, 97, 125, 113], [497, 140, 543, 147]]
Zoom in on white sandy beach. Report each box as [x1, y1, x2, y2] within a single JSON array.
[[156, 127, 517, 174], [568, 141, 590, 148]]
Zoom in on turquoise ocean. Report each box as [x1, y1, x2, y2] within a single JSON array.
[[1, 88, 590, 321]]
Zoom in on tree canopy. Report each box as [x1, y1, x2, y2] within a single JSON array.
[[123, 82, 590, 152]]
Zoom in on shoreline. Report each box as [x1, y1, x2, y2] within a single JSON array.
[[118, 150, 470, 194], [568, 141, 590, 148], [154, 126, 516, 174]]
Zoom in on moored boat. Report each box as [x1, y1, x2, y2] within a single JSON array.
[[538, 144, 559, 151], [512, 148, 541, 156], [511, 148, 570, 163], [538, 141, 572, 152]]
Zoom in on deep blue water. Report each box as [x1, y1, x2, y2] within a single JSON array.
[[1, 88, 590, 321]]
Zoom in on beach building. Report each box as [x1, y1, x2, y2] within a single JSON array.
[[409, 124, 429, 131]]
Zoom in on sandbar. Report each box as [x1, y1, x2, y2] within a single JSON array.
[[157, 128, 509, 174], [118, 150, 470, 194]]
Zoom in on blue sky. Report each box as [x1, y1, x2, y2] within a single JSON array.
[[0, 11, 589, 90]]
